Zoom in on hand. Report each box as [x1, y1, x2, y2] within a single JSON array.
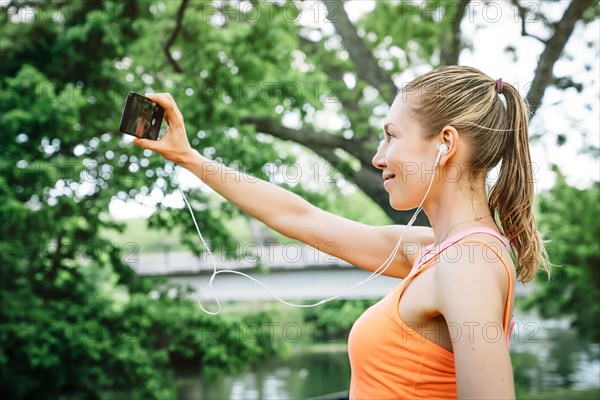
[[132, 93, 196, 164]]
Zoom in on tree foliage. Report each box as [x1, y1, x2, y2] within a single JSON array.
[[524, 167, 600, 343], [0, 1, 281, 397], [118, 0, 596, 225], [0, 0, 597, 397], [303, 299, 377, 340]]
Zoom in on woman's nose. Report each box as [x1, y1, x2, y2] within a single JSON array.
[[372, 141, 387, 170]]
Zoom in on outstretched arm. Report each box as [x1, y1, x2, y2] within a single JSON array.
[[134, 93, 433, 278]]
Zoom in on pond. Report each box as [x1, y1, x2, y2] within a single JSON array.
[[175, 310, 600, 399], [176, 344, 350, 399]]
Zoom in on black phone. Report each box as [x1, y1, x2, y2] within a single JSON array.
[[119, 92, 165, 140]]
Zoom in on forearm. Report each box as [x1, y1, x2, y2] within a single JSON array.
[[178, 149, 313, 234]]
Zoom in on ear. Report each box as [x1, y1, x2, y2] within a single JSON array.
[[437, 125, 459, 167]]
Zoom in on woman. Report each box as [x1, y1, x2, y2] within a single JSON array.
[[134, 116, 151, 139], [133, 65, 549, 399]]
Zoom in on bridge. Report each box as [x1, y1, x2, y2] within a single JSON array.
[[129, 243, 532, 302]]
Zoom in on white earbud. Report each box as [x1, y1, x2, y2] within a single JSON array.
[[434, 144, 449, 167]]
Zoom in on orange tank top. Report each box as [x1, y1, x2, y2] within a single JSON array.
[[347, 226, 515, 399]]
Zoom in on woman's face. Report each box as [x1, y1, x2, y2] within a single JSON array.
[[372, 96, 438, 210]]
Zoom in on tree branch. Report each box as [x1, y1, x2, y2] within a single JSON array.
[[552, 76, 584, 92], [241, 116, 374, 164], [440, 0, 470, 65], [241, 116, 343, 148], [510, 0, 547, 44], [242, 117, 375, 165], [163, 0, 189, 73], [322, 0, 397, 103], [243, 116, 428, 224], [527, 0, 594, 117]]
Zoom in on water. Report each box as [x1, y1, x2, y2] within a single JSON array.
[[176, 345, 351, 399], [509, 311, 600, 393], [175, 311, 600, 399]]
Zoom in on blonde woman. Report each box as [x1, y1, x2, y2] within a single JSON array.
[[134, 65, 549, 399]]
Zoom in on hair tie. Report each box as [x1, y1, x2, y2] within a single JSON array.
[[496, 78, 504, 94]]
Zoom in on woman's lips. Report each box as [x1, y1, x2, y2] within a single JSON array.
[[383, 176, 396, 186]]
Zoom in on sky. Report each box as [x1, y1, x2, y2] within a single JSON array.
[[454, 0, 599, 191], [109, 0, 599, 220]]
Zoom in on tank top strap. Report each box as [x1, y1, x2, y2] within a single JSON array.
[[407, 227, 514, 337], [413, 226, 511, 269]]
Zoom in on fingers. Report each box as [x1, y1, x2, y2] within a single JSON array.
[[145, 92, 184, 128], [133, 138, 158, 152], [133, 93, 187, 161]]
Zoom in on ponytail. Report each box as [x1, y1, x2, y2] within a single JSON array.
[[488, 83, 551, 282], [404, 66, 551, 283]]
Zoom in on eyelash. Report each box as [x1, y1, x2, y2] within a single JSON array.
[[385, 131, 395, 140]]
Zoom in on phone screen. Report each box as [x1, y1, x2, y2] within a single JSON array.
[[119, 92, 164, 140]]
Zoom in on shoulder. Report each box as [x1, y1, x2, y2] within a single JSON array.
[[434, 233, 515, 283], [432, 235, 517, 398], [433, 234, 514, 321]]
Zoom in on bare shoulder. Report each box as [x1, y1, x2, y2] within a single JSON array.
[[435, 233, 515, 282], [433, 234, 516, 320], [432, 234, 517, 398]]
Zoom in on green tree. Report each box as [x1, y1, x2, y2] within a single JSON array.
[[1, 0, 598, 397], [1, 2, 280, 398], [123, 0, 595, 224], [523, 167, 600, 343]]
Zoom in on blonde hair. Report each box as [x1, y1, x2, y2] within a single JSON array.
[[404, 65, 550, 283]]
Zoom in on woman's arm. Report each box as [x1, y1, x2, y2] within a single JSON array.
[[435, 241, 516, 399], [133, 93, 433, 278]]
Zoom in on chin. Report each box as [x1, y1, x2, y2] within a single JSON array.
[[389, 198, 418, 212]]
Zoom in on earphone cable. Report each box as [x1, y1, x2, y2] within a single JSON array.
[[172, 152, 440, 314]]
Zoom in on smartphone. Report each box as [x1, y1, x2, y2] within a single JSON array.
[[119, 92, 165, 140]]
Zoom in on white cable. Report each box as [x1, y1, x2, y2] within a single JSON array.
[[173, 158, 439, 315]]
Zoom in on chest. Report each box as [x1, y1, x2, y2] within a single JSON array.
[[398, 266, 454, 352]]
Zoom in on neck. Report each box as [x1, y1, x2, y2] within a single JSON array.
[[425, 180, 496, 244]]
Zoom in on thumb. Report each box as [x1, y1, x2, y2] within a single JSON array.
[[133, 138, 159, 152]]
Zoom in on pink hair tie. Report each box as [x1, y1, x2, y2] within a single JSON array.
[[496, 78, 504, 94]]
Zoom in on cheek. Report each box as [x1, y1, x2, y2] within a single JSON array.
[[385, 146, 406, 170], [386, 161, 433, 210], [387, 151, 419, 179], [389, 147, 433, 179]]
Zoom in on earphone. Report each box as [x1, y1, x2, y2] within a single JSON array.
[[174, 143, 448, 315], [434, 144, 449, 168]]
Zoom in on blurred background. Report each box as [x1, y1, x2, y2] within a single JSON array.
[[1, 0, 598, 399]]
